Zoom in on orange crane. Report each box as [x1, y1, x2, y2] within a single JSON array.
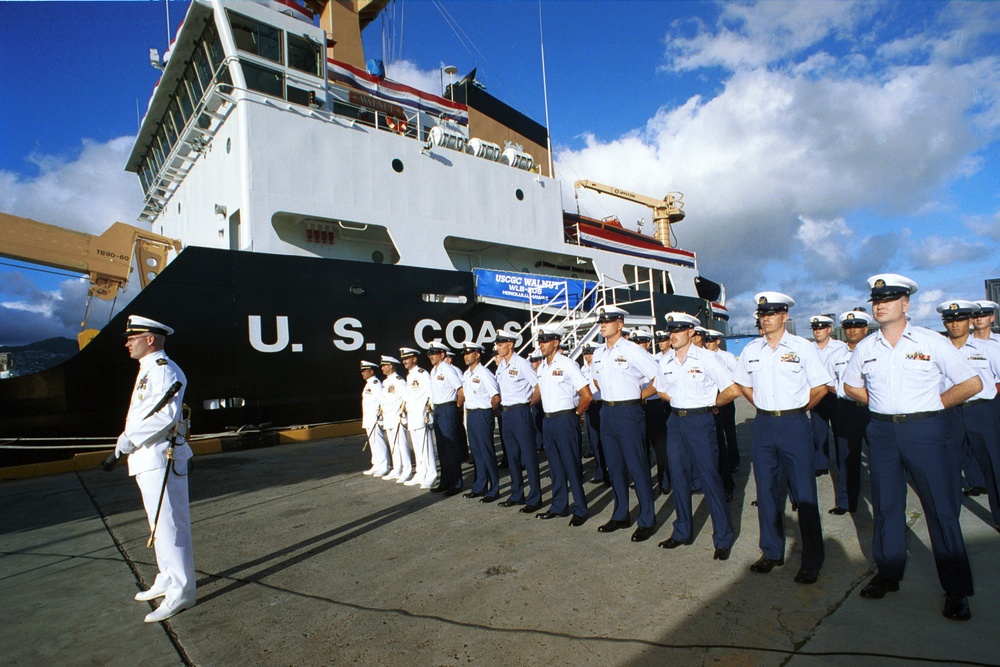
[[573, 179, 685, 248]]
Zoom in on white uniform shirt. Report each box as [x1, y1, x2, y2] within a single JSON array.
[[537, 353, 589, 412], [430, 362, 463, 404], [361, 376, 383, 429], [581, 360, 601, 401], [496, 354, 538, 405], [949, 337, 1000, 401], [713, 348, 738, 373], [124, 350, 190, 476], [734, 332, 832, 411], [843, 323, 978, 414], [592, 338, 660, 401], [463, 364, 500, 410], [826, 344, 858, 399], [815, 339, 848, 368], [655, 345, 733, 409], [380, 373, 406, 427], [404, 366, 432, 421]]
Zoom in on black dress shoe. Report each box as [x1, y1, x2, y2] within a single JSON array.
[[480, 495, 499, 503], [860, 574, 899, 599], [749, 555, 784, 573], [597, 519, 631, 533], [794, 568, 819, 584], [713, 547, 730, 561], [963, 486, 987, 497], [463, 491, 484, 499], [631, 526, 656, 542], [657, 537, 690, 549], [443, 487, 464, 497], [828, 506, 849, 515], [815, 469, 829, 477], [498, 499, 524, 508], [520, 504, 542, 513], [568, 515, 588, 527], [536, 510, 568, 520], [943, 595, 972, 621]]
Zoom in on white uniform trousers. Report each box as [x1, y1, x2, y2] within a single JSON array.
[[136, 466, 196, 605], [385, 423, 413, 479], [408, 423, 437, 486], [367, 424, 391, 474]]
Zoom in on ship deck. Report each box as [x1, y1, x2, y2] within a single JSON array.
[[1, 399, 997, 666]]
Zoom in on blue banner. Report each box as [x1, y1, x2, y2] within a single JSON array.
[[474, 269, 596, 309]]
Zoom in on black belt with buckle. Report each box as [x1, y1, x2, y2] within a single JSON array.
[[467, 407, 492, 412], [604, 399, 641, 407], [502, 402, 529, 411], [433, 401, 457, 408], [837, 397, 867, 408], [673, 406, 713, 417], [544, 408, 575, 419], [961, 399, 989, 407], [756, 407, 807, 417], [870, 410, 942, 423]]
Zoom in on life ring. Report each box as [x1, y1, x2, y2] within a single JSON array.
[[387, 116, 407, 135]]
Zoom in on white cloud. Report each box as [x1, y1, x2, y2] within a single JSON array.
[[909, 235, 990, 269], [0, 136, 144, 235], [385, 59, 446, 98]]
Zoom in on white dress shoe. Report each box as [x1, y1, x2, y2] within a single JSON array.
[[403, 478, 422, 486], [419, 483, 433, 490], [362, 467, 377, 476], [371, 469, 389, 478], [144, 597, 195, 623], [134, 587, 167, 602], [382, 471, 400, 481], [396, 475, 412, 484]]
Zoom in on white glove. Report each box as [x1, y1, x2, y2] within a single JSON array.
[[115, 433, 135, 458]]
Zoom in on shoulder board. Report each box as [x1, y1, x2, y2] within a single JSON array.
[[156, 358, 169, 366]]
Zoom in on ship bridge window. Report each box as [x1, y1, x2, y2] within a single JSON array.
[[288, 33, 321, 77], [243, 61, 285, 98], [624, 265, 674, 295], [229, 11, 283, 64]]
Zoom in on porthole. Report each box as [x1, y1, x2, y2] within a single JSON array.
[[372, 250, 384, 264], [226, 137, 231, 154], [349, 284, 365, 296], [515, 189, 524, 201], [392, 159, 404, 173]]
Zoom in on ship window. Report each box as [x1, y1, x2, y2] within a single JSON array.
[[243, 61, 284, 98], [184, 65, 204, 102], [391, 159, 403, 173], [176, 79, 194, 122], [192, 44, 213, 90], [229, 11, 282, 64], [287, 85, 310, 107], [204, 24, 225, 69], [167, 99, 185, 137], [515, 189, 524, 201], [161, 112, 178, 147], [288, 33, 321, 77]]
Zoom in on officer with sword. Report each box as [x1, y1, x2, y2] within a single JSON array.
[[108, 315, 195, 623]]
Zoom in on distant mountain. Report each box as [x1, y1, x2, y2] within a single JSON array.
[[0, 337, 78, 376]]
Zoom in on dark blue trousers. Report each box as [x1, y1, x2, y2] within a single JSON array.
[[811, 393, 838, 471], [644, 400, 670, 492], [602, 403, 655, 528], [501, 404, 541, 506], [834, 398, 869, 512], [751, 413, 824, 570], [717, 401, 740, 470], [433, 403, 463, 490], [467, 408, 499, 497], [954, 401, 1000, 526], [667, 412, 733, 547], [586, 400, 607, 482], [543, 411, 588, 518], [867, 415, 973, 595]]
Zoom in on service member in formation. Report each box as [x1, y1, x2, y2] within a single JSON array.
[[494, 331, 544, 512], [704, 329, 741, 474], [592, 306, 661, 542], [427, 341, 466, 495], [532, 326, 592, 525], [702, 329, 737, 499], [635, 329, 670, 495], [360, 361, 390, 478], [844, 274, 981, 621], [114, 316, 195, 623], [937, 300, 1000, 529], [461, 343, 502, 502], [964, 300, 1000, 495], [809, 315, 847, 476], [972, 300, 1000, 343], [733, 292, 831, 584], [825, 311, 871, 514], [400, 347, 432, 487], [380, 355, 414, 484], [580, 344, 608, 484], [654, 313, 739, 559]]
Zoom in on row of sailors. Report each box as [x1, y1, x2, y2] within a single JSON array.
[[740, 275, 999, 624], [358, 273, 997, 623]]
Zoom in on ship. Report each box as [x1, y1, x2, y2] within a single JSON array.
[[0, 0, 728, 465]]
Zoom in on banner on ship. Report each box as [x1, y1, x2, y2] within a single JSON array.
[[474, 269, 596, 309]]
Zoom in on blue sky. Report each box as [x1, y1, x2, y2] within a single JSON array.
[[1, 0, 999, 345]]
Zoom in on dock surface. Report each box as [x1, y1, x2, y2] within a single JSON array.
[[2, 399, 998, 666]]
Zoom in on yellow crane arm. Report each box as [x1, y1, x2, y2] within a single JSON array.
[[573, 179, 685, 248], [0, 212, 182, 301]]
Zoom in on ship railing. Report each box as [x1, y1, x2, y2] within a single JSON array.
[[139, 58, 240, 223]]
